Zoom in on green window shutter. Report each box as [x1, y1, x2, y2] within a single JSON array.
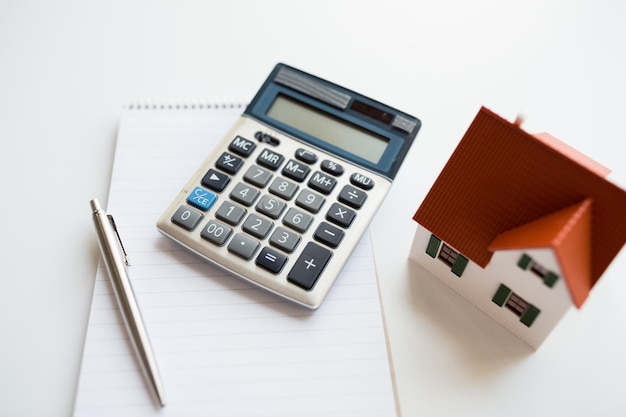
[[451, 254, 469, 277], [517, 253, 532, 270], [544, 272, 559, 288], [520, 304, 541, 327], [425, 235, 441, 258], [492, 284, 511, 307]]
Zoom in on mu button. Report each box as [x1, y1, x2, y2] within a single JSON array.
[[287, 242, 332, 290]]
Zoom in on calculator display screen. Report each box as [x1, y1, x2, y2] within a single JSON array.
[[267, 95, 389, 164]]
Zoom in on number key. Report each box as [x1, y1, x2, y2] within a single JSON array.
[[282, 208, 313, 233], [255, 195, 286, 219], [230, 182, 260, 206], [200, 220, 233, 246], [268, 177, 298, 200], [269, 227, 301, 253], [295, 189, 325, 213], [242, 213, 274, 239], [215, 201, 246, 225]]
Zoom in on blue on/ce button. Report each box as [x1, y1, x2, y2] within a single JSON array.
[[187, 186, 217, 211]]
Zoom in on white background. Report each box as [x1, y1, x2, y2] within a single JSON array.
[[1, 1, 625, 416]]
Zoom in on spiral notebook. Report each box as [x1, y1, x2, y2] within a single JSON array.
[[73, 102, 397, 416]]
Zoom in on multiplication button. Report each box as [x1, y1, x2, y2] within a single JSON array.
[[326, 202, 356, 228]]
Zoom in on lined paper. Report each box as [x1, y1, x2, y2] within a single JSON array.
[[73, 104, 396, 416]]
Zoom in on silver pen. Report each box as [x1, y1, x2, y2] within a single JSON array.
[[90, 198, 166, 407]]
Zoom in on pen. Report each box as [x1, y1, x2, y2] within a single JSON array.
[[90, 198, 166, 407]]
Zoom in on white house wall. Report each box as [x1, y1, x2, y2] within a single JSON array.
[[409, 226, 572, 349]]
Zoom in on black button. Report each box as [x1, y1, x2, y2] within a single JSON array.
[[256, 247, 288, 274], [321, 160, 344, 176], [201, 169, 230, 192], [308, 171, 337, 195], [256, 148, 285, 171], [295, 148, 318, 164], [216, 152, 244, 174], [313, 222, 344, 248], [228, 136, 256, 157], [287, 242, 332, 290], [282, 159, 310, 182], [337, 185, 367, 209], [326, 202, 356, 228], [350, 172, 374, 190]]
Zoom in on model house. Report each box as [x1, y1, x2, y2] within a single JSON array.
[[409, 107, 626, 348]]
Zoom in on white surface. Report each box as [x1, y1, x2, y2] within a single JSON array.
[[1, 1, 625, 416]]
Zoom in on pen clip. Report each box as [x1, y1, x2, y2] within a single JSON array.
[[107, 214, 131, 266]]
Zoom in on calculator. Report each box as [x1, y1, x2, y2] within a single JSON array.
[[157, 64, 421, 309]]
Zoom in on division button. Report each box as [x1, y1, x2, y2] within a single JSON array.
[[337, 185, 367, 209], [287, 242, 332, 291], [201, 169, 230, 192], [255, 247, 288, 274], [227, 233, 260, 260]]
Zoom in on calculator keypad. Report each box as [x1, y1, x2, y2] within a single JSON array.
[[158, 118, 392, 309]]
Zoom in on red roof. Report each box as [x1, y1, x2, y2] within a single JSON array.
[[413, 107, 626, 308]]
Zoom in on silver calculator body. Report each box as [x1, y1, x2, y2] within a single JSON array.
[[157, 64, 420, 309]]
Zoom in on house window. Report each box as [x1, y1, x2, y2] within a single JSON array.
[[491, 284, 541, 327], [425, 235, 469, 277], [438, 243, 458, 267], [505, 292, 528, 317], [517, 253, 560, 288]]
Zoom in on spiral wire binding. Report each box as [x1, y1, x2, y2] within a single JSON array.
[[124, 99, 247, 111]]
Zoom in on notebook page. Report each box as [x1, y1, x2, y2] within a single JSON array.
[[74, 104, 396, 417]]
